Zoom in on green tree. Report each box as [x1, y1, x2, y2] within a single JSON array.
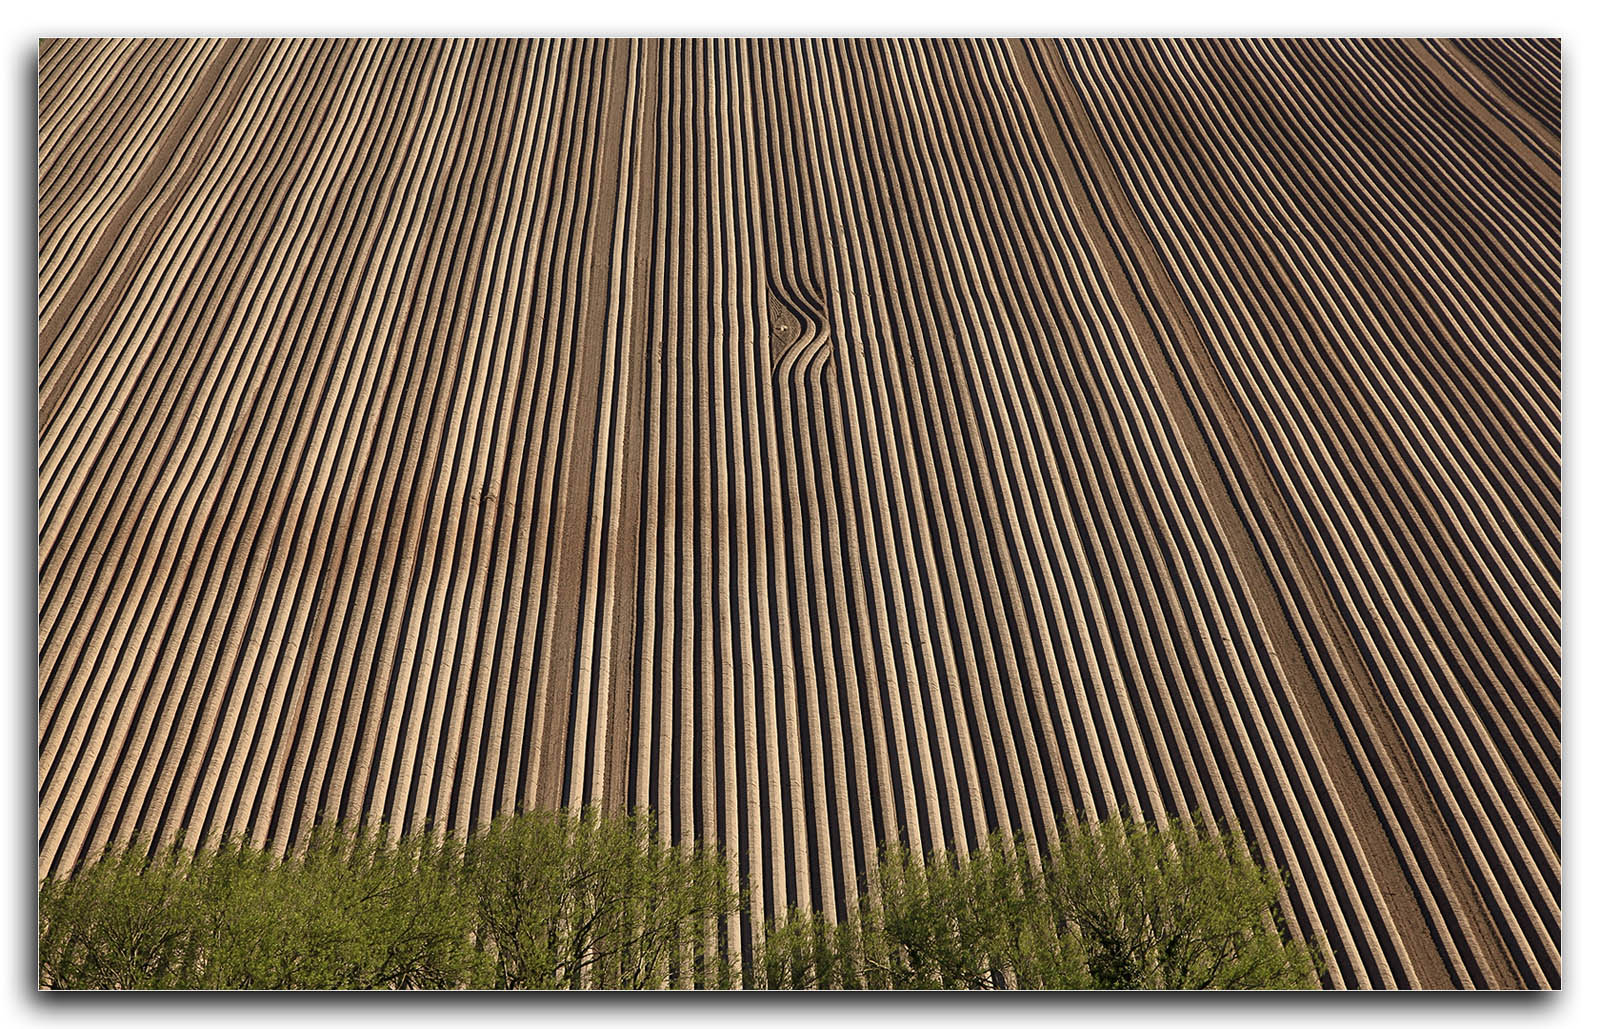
[[461, 808, 738, 989], [760, 838, 1083, 989], [40, 808, 1318, 990], [864, 839, 1070, 989], [1043, 816, 1318, 989], [761, 815, 1318, 990], [40, 828, 484, 990], [760, 905, 877, 989], [39, 841, 202, 989], [189, 828, 483, 989]]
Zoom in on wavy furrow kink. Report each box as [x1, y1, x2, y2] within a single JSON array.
[[39, 38, 1559, 988]]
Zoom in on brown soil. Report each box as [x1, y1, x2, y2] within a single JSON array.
[[37, 37, 1560, 988]]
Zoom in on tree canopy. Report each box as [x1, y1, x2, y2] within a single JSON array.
[[761, 816, 1318, 990], [40, 809, 1318, 990]]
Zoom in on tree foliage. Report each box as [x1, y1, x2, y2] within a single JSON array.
[[462, 809, 737, 988], [187, 829, 483, 989], [1042, 816, 1318, 989], [39, 809, 735, 990], [39, 829, 482, 989], [40, 809, 1318, 990], [760, 816, 1319, 990], [39, 843, 202, 989], [761, 837, 1082, 989]]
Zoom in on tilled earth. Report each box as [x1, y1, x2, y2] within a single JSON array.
[[38, 38, 1559, 988]]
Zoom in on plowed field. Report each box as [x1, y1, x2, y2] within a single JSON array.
[[37, 38, 1560, 988]]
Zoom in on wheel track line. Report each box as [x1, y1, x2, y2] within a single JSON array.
[[1068, 34, 1555, 979], [1088, 32, 1561, 864], [37, 39, 322, 740], [1120, 40, 1555, 784], [39, 40, 181, 306], [598, 40, 662, 821], [1145, 42, 1555, 620], [1416, 41, 1557, 168], [627, 39, 672, 839], [1403, 39, 1557, 192], [1049, 36, 1484, 992], [115, 40, 427, 850], [1013, 37, 1463, 987], [39, 40, 197, 331], [471, 38, 595, 815], [979, 44, 1369, 979], [520, 38, 620, 813], [1455, 39, 1559, 138], [569, 37, 649, 811], [42, 39, 258, 426], [798, 38, 966, 860], [39, 40, 366, 872], [124, 38, 411, 851], [37, 41, 274, 576], [559, 38, 643, 812], [447, 40, 566, 835], [1164, 34, 1561, 870], [635, 38, 681, 866]]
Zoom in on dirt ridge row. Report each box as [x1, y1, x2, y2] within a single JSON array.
[[38, 38, 1559, 988]]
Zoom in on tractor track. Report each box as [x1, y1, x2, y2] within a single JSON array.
[[38, 38, 1560, 988]]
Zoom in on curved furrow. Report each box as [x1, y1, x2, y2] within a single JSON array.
[[39, 38, 1560, 988], [1040, 37, 1558, 985]]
